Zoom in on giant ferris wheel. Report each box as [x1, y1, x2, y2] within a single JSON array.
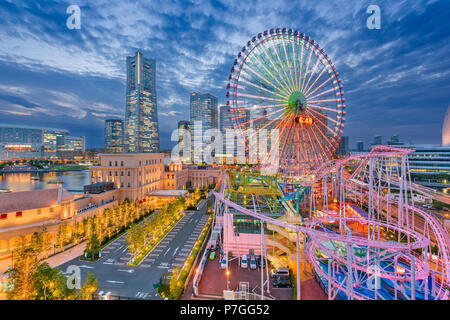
[[227, 28, 346, 176]]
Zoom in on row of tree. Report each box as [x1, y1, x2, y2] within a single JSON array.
[[82, 199, 155, 260], [6, 232, 98, 300], [52, 199, 154, 261], [125, 189, 203, 263]]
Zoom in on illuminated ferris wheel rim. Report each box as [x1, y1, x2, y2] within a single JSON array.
[[226, 28, 346, 168]]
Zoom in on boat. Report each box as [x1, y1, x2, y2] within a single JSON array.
[[48, 180, 64, 184], [31, 176, 40, 180], [0, 188, 12, 193]]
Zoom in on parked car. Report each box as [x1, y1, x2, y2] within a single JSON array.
[[220, 257, 227, 269], [272, 275, 293, 288], [250, 256, 257, 269], [271, 267, 290, 279], [241, 254, 248, 268]]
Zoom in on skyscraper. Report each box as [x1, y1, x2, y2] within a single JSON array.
[[219, 105, 233, 134], [336, 136, 349, 156], [372, 135, 382, 146], [218, 105, 234, 162], [104, 119, 124, 153], [443, 105, 450, 146], [190, 92, 218, 163], [356, 140, 364, 152], [124, 50, 160, 153], [388, 134, 402, 145]]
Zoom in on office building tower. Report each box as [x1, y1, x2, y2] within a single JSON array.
[[43, 128, 70, 156], [372, 135, 382, 146], [356, 140, 364, 152], [388, 134, 402, 146], [189, 92, 218, 163], [336, 136, 349, 156], [218, 105, 234, 162], [124, 50, 160, 153], [104, 119, 124, 153]]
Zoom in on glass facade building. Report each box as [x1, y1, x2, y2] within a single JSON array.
[[104, 119, 124, 153], [43, 128, 70, 156], [189, 92, 218, 163], [124, 50, 160, 153], [0, 125, 83, 160]]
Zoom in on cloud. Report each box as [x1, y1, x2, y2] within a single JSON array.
[[0, 0, 448, 148]]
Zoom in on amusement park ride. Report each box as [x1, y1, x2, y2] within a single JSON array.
[[211, 28, 450, 300]]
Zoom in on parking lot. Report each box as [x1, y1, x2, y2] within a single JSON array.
[[195, 249, 294, 300]]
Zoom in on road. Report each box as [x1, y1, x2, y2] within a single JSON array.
[[58, 200, 210, 299]]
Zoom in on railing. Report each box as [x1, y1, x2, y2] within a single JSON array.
[[192, 247, 210, 296], [76, 199, 115, 215]]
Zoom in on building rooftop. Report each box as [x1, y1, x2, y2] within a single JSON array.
[[0, 188, 74, 213], [98, 153, 164, 156], [147, 190, 188, 197]]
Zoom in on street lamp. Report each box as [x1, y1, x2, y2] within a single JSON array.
[[90, 287, 96, 300], [226, 270, 230, 290]]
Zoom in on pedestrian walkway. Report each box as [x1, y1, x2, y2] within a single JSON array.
[[44, 242, 86, 269]]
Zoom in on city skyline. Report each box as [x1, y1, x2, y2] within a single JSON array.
[[0, 1, 449, 304], [0, 1, 449, 149]]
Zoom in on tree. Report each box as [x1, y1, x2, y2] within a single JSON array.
[[85, 232, 100, 261], [33, 262, 64, 300], [77, 272, 98, 300], [125, 224, 144, 261], [8, 246, 39, 300], [169, 266, 183, 300], [206, 198, 212, 213]]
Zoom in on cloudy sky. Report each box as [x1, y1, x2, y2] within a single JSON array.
[[0, 0, 449, 149]]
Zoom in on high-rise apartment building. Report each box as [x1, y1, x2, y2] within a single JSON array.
[[124, 50, 160, 153], [189, 92, 218, 163], [104, 119, 124, 153]]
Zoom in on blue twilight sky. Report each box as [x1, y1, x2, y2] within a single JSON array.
[[0, 0, 449, 149]]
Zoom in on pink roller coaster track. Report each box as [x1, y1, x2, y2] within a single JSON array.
[[213, 146, 450, 300]]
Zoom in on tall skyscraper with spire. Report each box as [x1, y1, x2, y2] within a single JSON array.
[[124, 50, 160, 153]]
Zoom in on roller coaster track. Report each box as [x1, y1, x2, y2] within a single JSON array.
[[214, 146, 450, 300]]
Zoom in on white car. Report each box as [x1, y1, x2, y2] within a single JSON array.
[[241, 254, 248, 268], [220, 257, 227, 269], [250, 256, 257, 270]]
